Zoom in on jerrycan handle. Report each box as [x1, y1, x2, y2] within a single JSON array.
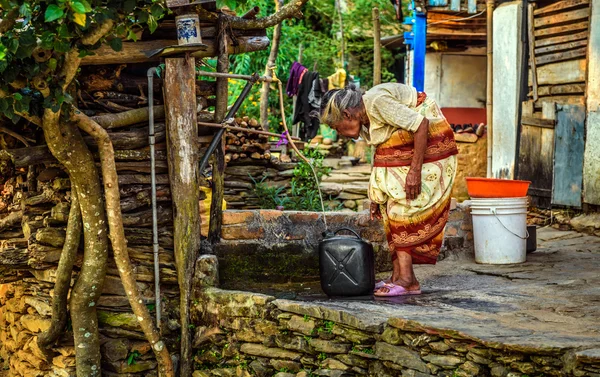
[[334, 228, 361, 239]]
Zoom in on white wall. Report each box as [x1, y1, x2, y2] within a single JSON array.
[[424, 51, 487, 108], [584, 0, 600, 205], [492, 1, 524, 179]]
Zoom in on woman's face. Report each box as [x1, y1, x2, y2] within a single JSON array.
[[333, 108, 362, 139]]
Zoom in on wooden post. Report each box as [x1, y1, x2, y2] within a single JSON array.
[[373, 7, 382, 86], [527, 3, 539, 101], [486, 0, 494, 178], [260, 0, 284, 131], [209, 15, 228, 244], [164, 54, 200, 377]]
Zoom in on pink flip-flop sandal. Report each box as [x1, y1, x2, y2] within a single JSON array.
[[374, 279, 391, 290], [374, 283, 422, 297]]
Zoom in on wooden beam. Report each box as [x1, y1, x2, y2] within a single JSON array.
[[164, 55, 200, 377], [522, 116, 555, 129], [81, 36, 270, 65], [535, 46, 588, 66], [533, 0, 589, 16], [528, 3, 539, 101], [534, 21, 588, 38], [530, 83, 586, 97], [534, 7, 590, 28], [535, 31, 588, 48], [532, 59, 586, 85], [534, 95, 586, 109], [535, 39, 588, 55]]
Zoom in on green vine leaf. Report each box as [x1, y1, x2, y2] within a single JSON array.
[[45, 4, 65, 22], [108, 37, 123, 52]]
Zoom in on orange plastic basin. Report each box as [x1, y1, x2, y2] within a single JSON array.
[[466, 177, 531, 198]]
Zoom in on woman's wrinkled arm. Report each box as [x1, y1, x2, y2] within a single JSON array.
[[406, 117, 429, 200]]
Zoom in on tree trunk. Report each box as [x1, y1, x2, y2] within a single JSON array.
[[73, 110, 175, 377], [42, 109, 109, 377], [37, 186, 81, 358], [209, 16, 229, 245], [260, 0, 284, 131], [164, 56, 201, 377]]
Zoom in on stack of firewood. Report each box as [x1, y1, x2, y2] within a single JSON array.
[[0, 158, 181, 377], [224, 116, 272, 163]]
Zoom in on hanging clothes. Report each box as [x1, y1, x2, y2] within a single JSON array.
[[293, 71, 320, 141], [308, 72, 324, 109], [286, 61, 308, 97], [327, 68, 347, 90]]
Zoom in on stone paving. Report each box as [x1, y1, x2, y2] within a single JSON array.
[[283, 227, 600, 354]]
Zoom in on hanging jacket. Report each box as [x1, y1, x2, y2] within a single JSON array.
[[286, 61, 308, 97], [293, 71, 320, 141], [308, 72, 323, 109]]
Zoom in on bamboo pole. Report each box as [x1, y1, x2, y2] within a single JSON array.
[[486, 0, 494, 178], [373, 7, 382, 86]]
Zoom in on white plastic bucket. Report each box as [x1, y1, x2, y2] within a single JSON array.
[[470, 197, 528, 264]]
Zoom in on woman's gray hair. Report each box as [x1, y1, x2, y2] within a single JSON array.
[[319, 85, 363, 126]]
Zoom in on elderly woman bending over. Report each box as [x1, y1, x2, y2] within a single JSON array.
[[319, 83, 458, 297]]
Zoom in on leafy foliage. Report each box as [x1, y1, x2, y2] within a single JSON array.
[[213, 0, 407, 134], [251, 148, 332, 211], [0, 0, 167, 122]]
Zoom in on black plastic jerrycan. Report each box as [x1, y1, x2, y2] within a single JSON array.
[[319, 228, 375, 297]]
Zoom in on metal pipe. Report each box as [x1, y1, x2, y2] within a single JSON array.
[[199, 76, 258, 172], [486, 0, 494, 178], [198, 121, 302, 140], [147, 67, 162, 327], [196, 71, 277, 82]]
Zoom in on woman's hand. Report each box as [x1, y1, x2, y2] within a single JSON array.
[[370, 202, 382, 221], [406, 166, 422, 200]]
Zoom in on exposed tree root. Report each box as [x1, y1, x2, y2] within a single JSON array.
[[73, 109, 174, 377], [37, 186, 82, 358]]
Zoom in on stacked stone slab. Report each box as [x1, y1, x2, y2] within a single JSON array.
[[191, 288, 600, 377]]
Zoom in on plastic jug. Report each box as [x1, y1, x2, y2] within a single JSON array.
[[319, 228, 375, 296]]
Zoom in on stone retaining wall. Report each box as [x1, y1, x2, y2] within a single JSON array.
[[190, 288, 600, 377], [217, 204, 474, 290]]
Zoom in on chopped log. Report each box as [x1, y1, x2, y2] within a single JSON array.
[[120, 189, 171, 213], [122, 206, 173, 227], [0, 210, 23, 231], [81, 37, 271, 66], [92, 107, 165, 130], [118, 174, 170, 185], [113, 149, 168, 161], [111, 161, 169, 174], [6, 126, 167, 167], [81, 72, 216, 97], [124, 227, 174, 249], [35, 228, 66, 248], [0, 247, 28, 266]]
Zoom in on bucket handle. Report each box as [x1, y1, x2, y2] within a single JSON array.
[[334, 228, 361, 239], [490, 208, 529, 240]]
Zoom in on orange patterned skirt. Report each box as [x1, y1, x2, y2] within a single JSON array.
[[380, 195, 451, 264]]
